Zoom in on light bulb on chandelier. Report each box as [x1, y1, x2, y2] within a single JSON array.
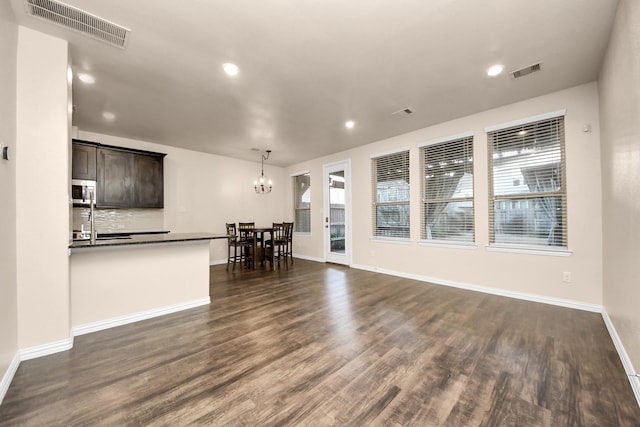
[[254, 150, 273, 194]]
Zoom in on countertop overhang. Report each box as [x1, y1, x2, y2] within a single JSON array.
[[69, 232, 228, 251]]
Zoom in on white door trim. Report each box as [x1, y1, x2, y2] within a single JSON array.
[[323, 159, 352, 266]]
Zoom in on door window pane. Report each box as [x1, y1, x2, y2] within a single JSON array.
[[329, 171, 345, 253]]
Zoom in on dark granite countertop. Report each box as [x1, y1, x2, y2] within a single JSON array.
[[69, 232, 228, 250]]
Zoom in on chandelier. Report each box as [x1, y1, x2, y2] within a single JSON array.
[[254, 150, 272, 194]]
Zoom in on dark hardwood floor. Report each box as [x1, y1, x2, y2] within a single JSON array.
[[1, 260, 638, 426]]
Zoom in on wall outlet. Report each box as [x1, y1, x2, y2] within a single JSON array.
[[562, 271, 572, 283]]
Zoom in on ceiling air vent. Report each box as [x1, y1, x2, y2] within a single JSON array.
[[392, 107, 414, 116], [25, 0, 130, 49], [510, 62, 542, 79]]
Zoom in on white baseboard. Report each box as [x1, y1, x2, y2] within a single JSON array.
[[210, 259, 227, 266], [19, 336, 74, 361], [350, 263, 602, 313], [0, 352, 20, 405], [293, 254, 325, 263], [602, 310, 640, 406], [72, 297, 211, 336]]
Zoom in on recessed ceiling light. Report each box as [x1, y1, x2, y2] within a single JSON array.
[[223, 63, 239, 76], [103, 111, 115, 120], [345, 120, 355, 129], [78, 73, 95, 84], [487, 64, 504, 77]]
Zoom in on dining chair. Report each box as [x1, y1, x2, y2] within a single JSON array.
[[238, 222, 256, 243], [225, 223, 251, 271], [266, 222, 288, 269], [283, 221, 294, 265], [238, 222, 257, 266]]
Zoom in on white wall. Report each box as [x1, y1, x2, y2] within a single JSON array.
[[599, 0, 640, 373], [78, 131, 289, 263], [15, 27, 70, 349], [287, 83, 603, 306], [0, 2, 18, 397]]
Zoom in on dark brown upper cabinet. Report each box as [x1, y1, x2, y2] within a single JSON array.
[[96, 147, 165, 208], [71, 142, 97, 180], [72, 140, 165, 208]]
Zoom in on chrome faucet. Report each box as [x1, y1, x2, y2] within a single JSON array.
[[89, 191, 96, 244]]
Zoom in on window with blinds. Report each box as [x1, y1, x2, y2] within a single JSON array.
[[372, 150, 410, 238], [293, 173, 311, 233], [420, 135, 474, 243], [487, 115, 567, 248]]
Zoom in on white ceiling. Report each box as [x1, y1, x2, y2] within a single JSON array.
[[8, 0, 619, 166]]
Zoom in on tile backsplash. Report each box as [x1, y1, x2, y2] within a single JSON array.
[[73, 208, 165, 234]]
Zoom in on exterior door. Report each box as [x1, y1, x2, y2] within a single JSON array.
[[323, 160, 351, 265]]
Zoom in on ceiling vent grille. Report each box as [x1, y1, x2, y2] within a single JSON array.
[[25, 0, 130, 49], [510, 62, 542, 79], [392, 107, 414, 116]]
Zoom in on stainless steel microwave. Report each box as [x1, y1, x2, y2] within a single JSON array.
[[71, 179, 96, 206]]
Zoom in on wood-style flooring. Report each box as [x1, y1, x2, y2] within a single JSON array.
[[1, 260, 638, 426]]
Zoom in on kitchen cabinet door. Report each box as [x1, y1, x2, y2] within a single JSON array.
[[134, 153, 164, 208], [72, 143, 97, 180], [97, 148, 134, 208]]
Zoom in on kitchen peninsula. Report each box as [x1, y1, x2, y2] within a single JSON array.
[[68, 139, 229, 335], [69, 232, 226, 336]]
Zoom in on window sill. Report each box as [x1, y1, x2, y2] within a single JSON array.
[[370, 237, 412, 245], [418, 240, 477, 250], [293, 232, 311, 237], [486, 244, 572, 257]]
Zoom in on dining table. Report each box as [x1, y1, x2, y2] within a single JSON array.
[[246, 226, 274, 269]]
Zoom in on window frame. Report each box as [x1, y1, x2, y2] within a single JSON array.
[[418, 132, 475, 246], [485, 110, 569, 253], [371, 148, 411, 240], [291, 171, 311, 235]]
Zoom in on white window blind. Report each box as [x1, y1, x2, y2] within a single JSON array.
[[420, 136, 474, 243], [372, 150, 410, 238], [488, 115, 567, 248], [293, 173, 311, 233]]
